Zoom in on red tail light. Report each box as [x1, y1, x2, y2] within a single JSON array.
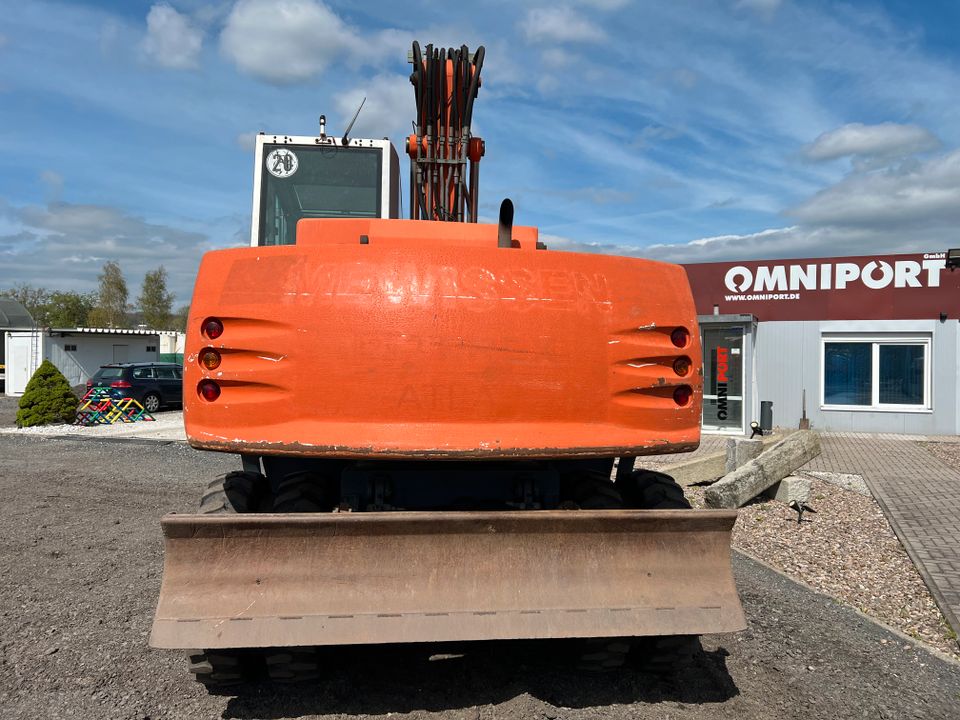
[[673, 385, 693, 406], [203, 317, 224, 340], [86, 380, 93, 388], [110, 380, 132, 388], [198, 380, 221, 402], [670, 327, 690, 348]]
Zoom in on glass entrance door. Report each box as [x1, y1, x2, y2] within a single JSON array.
[[702, 326, 744, 433]]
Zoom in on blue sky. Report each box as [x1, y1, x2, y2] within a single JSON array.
[[2, 0, 959, 304]]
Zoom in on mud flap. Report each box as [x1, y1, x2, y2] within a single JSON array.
[[150, 510, 745, 650]]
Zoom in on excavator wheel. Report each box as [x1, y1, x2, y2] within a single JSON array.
[[615, 469, 692, 510], [264, 471, 330, 680], [558, 470, 632, 670], [614, 469, 702, 672], [272, 470, 331, 513], [632, 634, 701, 674], [188, 471, 271, 689], [265, 648, 322, 684], [560, 469, 624, 509], [577, 638, 633, 672], [187, 650, 246, 689], [199, 470, 272, 514]]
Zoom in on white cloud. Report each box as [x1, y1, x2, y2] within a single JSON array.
[[141, 3, 203, 70], [622, 147, 960, 263], [540, 48, 572, 69], [734, 0, 782, 20], [789, 148, 960, 228], [573, 0, 629, 9], [333, 74, 412, 142], [804, 122, 940, 162], [39, 170, 63, 202], [598, 223, 941, 264], [521, 7, 605, 44], [236, 132, 259, 152], [220, 0, 358, 84], [1, 202, 216, 301], [537, 186, 634, 205], [667, 67, 698, 89]]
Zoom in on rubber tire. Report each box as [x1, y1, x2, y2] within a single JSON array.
[[143, 392, 161, 413], [272, 470, 331, 513], [557, 470, 628, 669], [266, 471, 326, 680], [188, 471, 270, 690], [263, 472, 329, 681], [616, 469, 691, 510], [577, 638, 632, 672], [199, 471, 272, 514], [615, 470, 700, 673], [265, 647, 322, 684], [632, 635, 702, 674], [560, 469, 623, 509], [188, 651, 245, 688]]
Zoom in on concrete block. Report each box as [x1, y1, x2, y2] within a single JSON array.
[[661, 432, 793, 487], [725, 437, 763, 473], [764, 475, 811, 504], [662, 451, 728, 486], [705, 430, 821, 509]]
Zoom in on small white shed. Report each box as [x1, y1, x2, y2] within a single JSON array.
[[3, 328, 178, 396]]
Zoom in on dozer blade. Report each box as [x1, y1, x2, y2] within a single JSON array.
[[151, 510, 745, 650]]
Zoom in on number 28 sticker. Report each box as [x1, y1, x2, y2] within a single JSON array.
[[266, 149, 298, 178]]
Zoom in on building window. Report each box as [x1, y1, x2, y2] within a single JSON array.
[[64, 344, 78, 352], [146, 345, 157, 352], [822, 336, 930, 410]]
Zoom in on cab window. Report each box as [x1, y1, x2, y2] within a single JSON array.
[[259, 145, 382, 246]]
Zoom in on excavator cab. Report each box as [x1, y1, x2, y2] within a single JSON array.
[[252, 134, 401, 246]]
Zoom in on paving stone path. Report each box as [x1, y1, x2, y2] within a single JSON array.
[[802, 432, 960, 637]]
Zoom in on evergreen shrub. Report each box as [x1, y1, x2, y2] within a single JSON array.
[[16, 360, 79, 427]]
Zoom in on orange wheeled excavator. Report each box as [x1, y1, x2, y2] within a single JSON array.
[[151, 43, 745, 687]]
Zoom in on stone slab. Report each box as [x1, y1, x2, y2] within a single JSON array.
[[705, 430, 822, 508], [764, 475, 811, 504], [726, 437, 763, 473]]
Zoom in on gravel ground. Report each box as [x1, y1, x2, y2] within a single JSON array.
[[0, 395, 19, 427], [2, 434, 960, 720], [683, 478, 959, 659], [0, 395, 185, 439], [0, 411, 185, 438], [921, 441, 960, 472]]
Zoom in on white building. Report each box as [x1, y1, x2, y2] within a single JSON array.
[[3, 327, 182, 395], [684, 251, 960, 435]]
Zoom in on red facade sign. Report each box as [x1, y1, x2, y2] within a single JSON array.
[[683, 252, 959, 321]]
